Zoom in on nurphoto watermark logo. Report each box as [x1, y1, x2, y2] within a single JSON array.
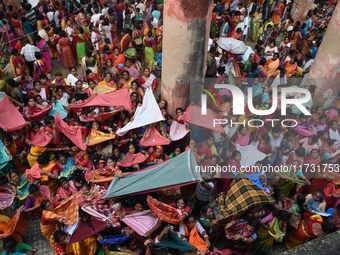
[[199, 83, 311, 128]]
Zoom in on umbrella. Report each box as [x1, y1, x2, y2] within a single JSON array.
[[216, 37, 248, 55]]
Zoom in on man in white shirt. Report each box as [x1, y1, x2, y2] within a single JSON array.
[[136, 0, 145, 14], [102, 2, 109, 17], [207, 38, 213, 52], [242, 11, 249, 43], [219, 54, 234, 77], [148, 14, 158, 29], [90, 8, 101, 26], [47, 6, 60, 28], [20, 38, 40, 75], [235, 15, 245, 33], [212, 116, 230, 144], [90, 26, 101, 51]]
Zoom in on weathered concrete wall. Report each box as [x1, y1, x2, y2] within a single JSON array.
[[279, 230, 340, 255], [308, 3, 340, 108], [161, 0, 214, 116], [290, 0, 314, 23]]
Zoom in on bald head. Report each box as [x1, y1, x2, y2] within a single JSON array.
[[249, 53, 255, 62]]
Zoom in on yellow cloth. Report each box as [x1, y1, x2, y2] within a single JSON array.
[[68, 236, 98, 255], [88, 129, 115, 146], [27, 146, 47, 167], [94, 84, 117, 94]]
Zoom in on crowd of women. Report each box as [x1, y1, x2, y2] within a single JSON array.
[[0, 0, 340, 255]]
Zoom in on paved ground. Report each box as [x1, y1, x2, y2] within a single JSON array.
[[24, 218, 54, 254]]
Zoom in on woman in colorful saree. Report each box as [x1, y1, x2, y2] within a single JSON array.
[[33, 52, 51, 81], [75, 9, 87, 29], [67, 67, 86, 86], [1, 20, 16, 53], [26, 154, 59, 194], [230, 125, 253, 151], [224, 218, 259, 255], [53, 177, 78, 203], [75, 27, 88, 65], [252, 210, 291, 254], [148, 146, 168, 163], [124, 42, 137, 58], [323, 178, 340, 210], [321, 139, 340, 163], [251, 8, 263, 41], [3, 133, 26, 174], [103, 59, 119, 82], [122, 58, 140, 80], [86, 157, 124, 186], [82, 49, 99, 76], [198, 134, 219, 163], [284, 214, 337, 249], [144, 30, 157, 71], [264, 53, 280, 78], [7, 170, 30, 210], [40, 197, 79, 252], [284, 56, 298, 78], [179, 214, 210, 253], [76, 182, 105, 207], [139, 67, 158, 92], [99, 73, 118, 90], [24, 184, 46, 219], [301, 29, 316, 58], [11, 13, 26, 38], [118, 70, 135, 89], [271, 2, 282, 25], [36, 35, 52, 73], [53, 230, 69, 255], [10, 49, 28, 78], [59, 31, 76, 70], [129, 80, 144, 100]]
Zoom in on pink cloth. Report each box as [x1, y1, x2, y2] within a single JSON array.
[[294, 125, 317, 137], [0, 96, 27, 131], [0, 193, 15, 209], [55, 112, 86, 150], [70, 89, 132, 112], [218, 88, 231, 97], [180, 105, 224, 132], [117, 152, 146, 167], [122, 211, 159, 236], [169, 121, 189, 141], [140, 124, 170, 147], [30, 130, 52, 147]]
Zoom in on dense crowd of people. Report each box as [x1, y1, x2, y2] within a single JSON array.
[[0, 0, 340, 255]]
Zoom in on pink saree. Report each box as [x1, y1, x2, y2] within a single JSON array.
[[1, 26, 16, 52], [37, 39, 52, 72]]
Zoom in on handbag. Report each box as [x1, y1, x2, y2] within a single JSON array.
[[133, 31, 143, 46]]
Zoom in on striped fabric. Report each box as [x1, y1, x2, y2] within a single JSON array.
[[122, 211, 159, 236], [82, 204, 121, 228]]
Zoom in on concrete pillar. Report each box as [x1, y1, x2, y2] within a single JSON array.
[[161, 0, 214, 116], [290, 0, 314, 23], [308, 3, 340, 108]]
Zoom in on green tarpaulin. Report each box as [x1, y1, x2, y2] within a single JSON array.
[[151, 226, 197, 251], [103, 149, 200, 199]]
